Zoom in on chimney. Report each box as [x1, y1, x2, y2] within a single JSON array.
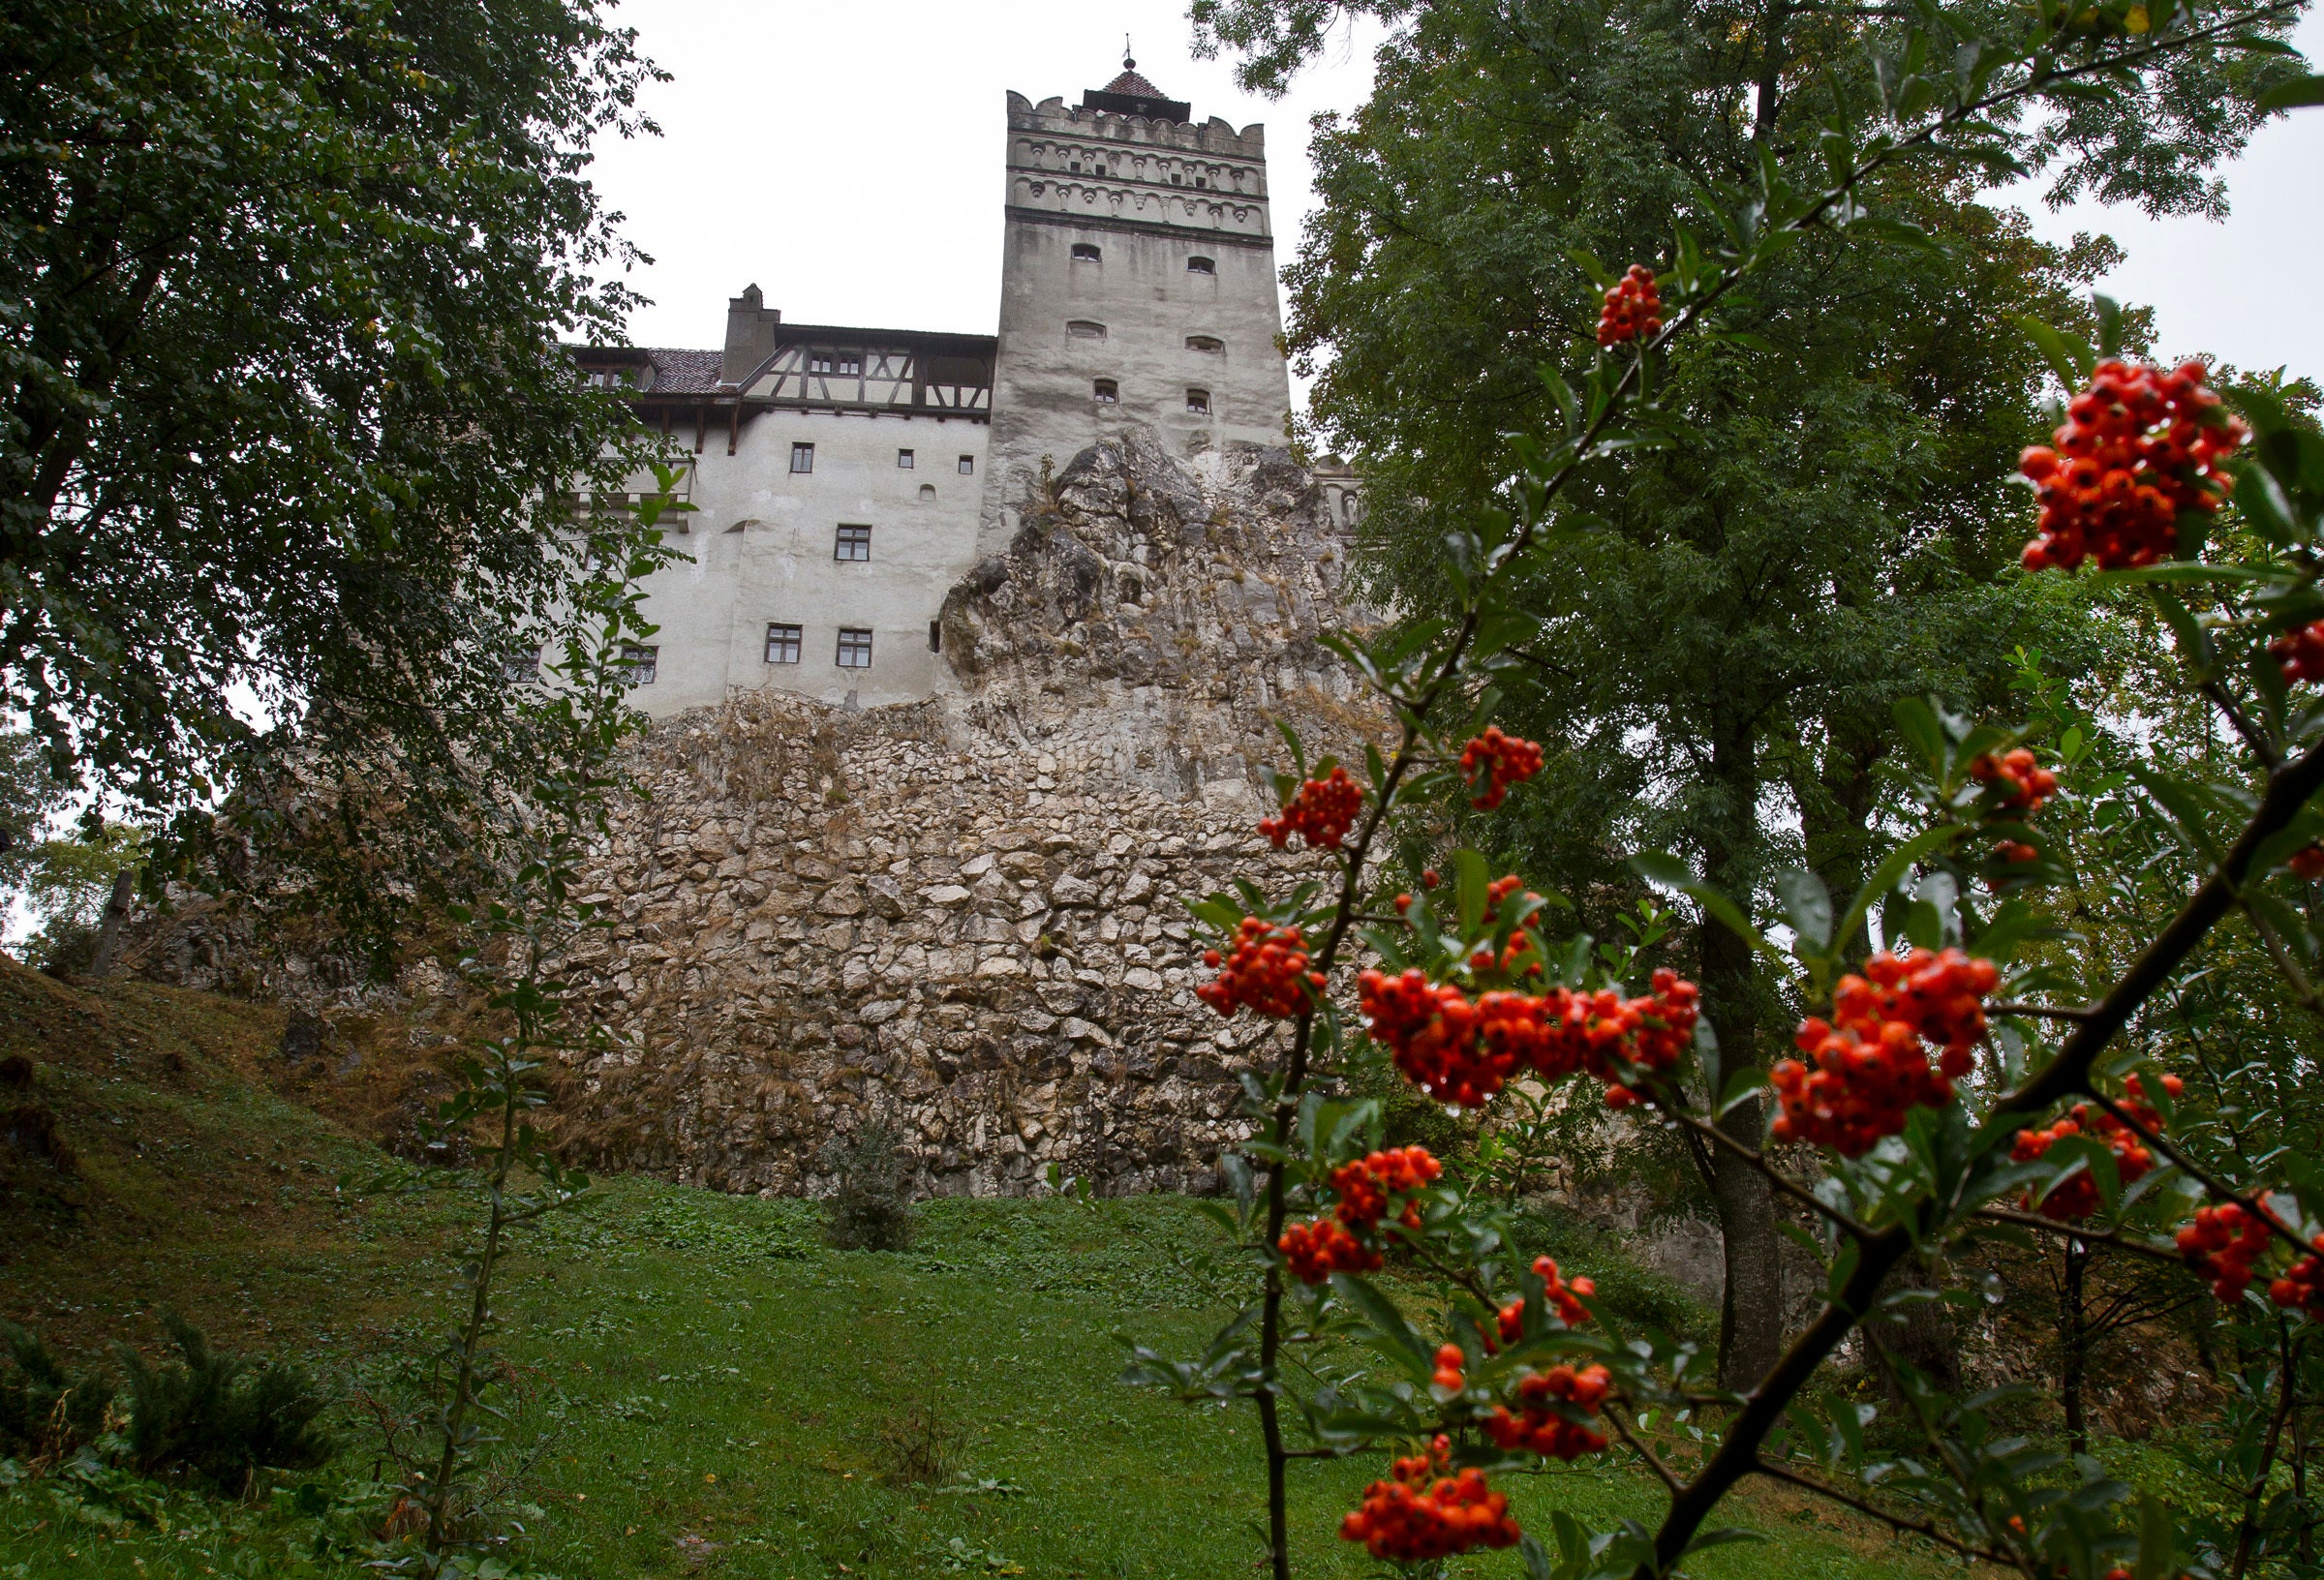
[[721, 284, 780, 383]]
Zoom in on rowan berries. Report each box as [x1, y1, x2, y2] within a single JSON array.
[[2018, 359, 2245, 572], [1460, 727, 1544, 810], [1432, 1343, 1468, 1392], [1996, 839, 2040, 866], [1279, 1217, 1381, 1283], [1359, 969, 1698, 1109], [1494, 1255, 1597, 1344], [1339, 1438, 1522, 1563], [2010, 1072, 2180, 1221], [1330, 1146, 1443, 1231], [1597, 265, 1663, 349], [1422, 867, 1441, 888], [1486, 1361, 1614, 1461], [2290, 845, 2324, 882], [2178, 1201, 2273, 1304], [1770, 950, 1998, 1156], [2272, 621, 2324, 685], [1259, 765, 1363, 850], [1197, 918, 1326, 1019], [1361, 970, 1511, 1107], [1970, 747, 2059, 815]]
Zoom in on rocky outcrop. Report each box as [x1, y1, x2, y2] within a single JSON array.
[[559, 439, 1380, 1196]]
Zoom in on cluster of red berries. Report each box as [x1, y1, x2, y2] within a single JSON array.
[[2271, 621, 2324, 685], [2179, 1201, 2274, 1303], [2269, 1240, 2324, 1319], [1197, 918, 1325, 1019], [1482, 1256, 1597, 1353], [2009, 1073, 2180, 1221], [2017, 359, 2245, 572], [1280, 1147, 1443, 1285], [1771, 950, 1999, 1157], [1330, 1146, 1442, 1231], [1431, 1342, 1469, 1391], [1338, 1438, 1521, 1563], [2292, 845, 2324, 882], [1259, 765, 1363, 851], [1597, 265, 1663, 349], [1971, 747, 2059, 814], [1485, 1361, 1613, 1461], [1459, 727, 1544, 810], [1357, 968, 1698, 1109], [1279, 1217, 1379, 1284]]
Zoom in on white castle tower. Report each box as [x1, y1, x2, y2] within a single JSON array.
[[576, 60, 1296, 714], [979, 57, 1293, 551]]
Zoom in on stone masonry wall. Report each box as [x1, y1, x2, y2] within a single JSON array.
[[552, 437, 1381, 1196]]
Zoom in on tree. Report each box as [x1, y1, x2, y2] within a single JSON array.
[[1107, 3, 2324, 1576], [1191, 0, 2301, 1387], [0, 0, 674, 953]]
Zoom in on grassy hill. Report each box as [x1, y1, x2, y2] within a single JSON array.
[[0, 959, 1950, 1579]]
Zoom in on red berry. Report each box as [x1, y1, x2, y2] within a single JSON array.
[[1596, 265, 1664, 349], [2019, 359, 2245, 572], [1258, 765, 1363, 851], [1771, 950, 1998, 1155], [1197, 918, 1324, 1019], [1459, 726, 1544, 810]]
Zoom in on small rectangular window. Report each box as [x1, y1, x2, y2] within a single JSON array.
[[620, 644, 657, 686], [791, 442, 814, 473], [1092, 379, 1118, 404], [1186, 389, 1210, 414], [808, 352, 834, 374], [837, 627, 873, 668], [1186, 256, 1215, 275], [929, 619, 942, 653], [765, 623, 802, 664], [958, 454, 974, 475], [1071, 243, 1102, 263], [836, 352, 862, 376], [835, 524, 872, 561], [897, 448, 915, 469]]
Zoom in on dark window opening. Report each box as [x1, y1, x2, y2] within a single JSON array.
[[835, 524, 872, 562], [620, 645, 657, 686], [790, 442, 814, 473], [897, 448, 915, 469], [1092, 379, 1118, 404], [929, 620, 942, 653], [1066, 319, 1107, 340], [919, 483, 936, 501], [1186, 334, 1223, 352], [1071, 243, 1101, 263], [837, 628, 873, 668], [958, 454, 974, 474], [1186, 389, 1210, 415], [765, 623, 802, 664], [1186, 256, 1215, 275], [1169, 172, 1181, 185], [1195, 176, 1207, 189]]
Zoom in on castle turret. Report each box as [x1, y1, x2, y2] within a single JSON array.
[[981, 61, 1292, 551]]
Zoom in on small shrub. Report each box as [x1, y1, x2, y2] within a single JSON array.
[[25, 916, 100, 978], [822, 1116, 916, 1251], [1, 1103, 74, 1172], [874, 1400, 964, 1485], [0, 1322, 111, 1459], [117, 1313, 338, 1492]]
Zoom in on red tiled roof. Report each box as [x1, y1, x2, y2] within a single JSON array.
[[1101, 68, 1170, 100]]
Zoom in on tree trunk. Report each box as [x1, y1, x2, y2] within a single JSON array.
[[1702, 719, 1784, 1388], [86, 866, 135, 980], [2061, 1236, 2090, 1456], [1872, 1252, 1962, 1409]]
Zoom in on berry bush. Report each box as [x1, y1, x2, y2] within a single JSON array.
[[1121, 4, 2324, 1576]]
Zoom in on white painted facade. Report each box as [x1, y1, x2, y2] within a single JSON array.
[[584, 64, 1297, 716]]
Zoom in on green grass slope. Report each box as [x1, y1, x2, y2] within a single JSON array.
[[0, 960, 1948, 1579]]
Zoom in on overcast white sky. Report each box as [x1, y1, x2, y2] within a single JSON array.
[[591, 2, 2323, 401]]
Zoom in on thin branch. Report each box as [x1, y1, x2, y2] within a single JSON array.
[[2080, 1088, 2320, 1263], [1991, 1001, 2095, 1022], [1671, 1108, 1878, 1241], [2202, 680, 2281, 772], [1971, 1206, 2184, 1266], [1605, 1403, 1685, 1495], [1751, 1457, 2016, 1565], [2240, 901, 2324, 1019]]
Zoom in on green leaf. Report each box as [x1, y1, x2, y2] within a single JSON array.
[[1454, 847, 1490, 935], [1629, 852, 1772, 955], [1891, 697, 1945, 769], [1330, 1273, 1434, 1380], [1830, 825, 1966, 966], [1776, 868, 1834, 952], [2257, 74, 2324, 111], [2017, 316, 2094, 389]]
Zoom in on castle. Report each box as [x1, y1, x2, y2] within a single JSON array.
[[576, 61, 1356, 714]]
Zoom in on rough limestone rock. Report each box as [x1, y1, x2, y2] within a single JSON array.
[[562, 438, 1380, 1197]]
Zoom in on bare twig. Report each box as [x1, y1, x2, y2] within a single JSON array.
[[1971, 1206, 2185, 1266], [1991, 1001, 2095, 1022], [1752, 1457, 2015, 1565], [1670, 1109, 1878, 1241]]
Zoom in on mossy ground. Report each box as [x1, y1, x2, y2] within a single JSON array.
[[0, 960, 1959, 1578]]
